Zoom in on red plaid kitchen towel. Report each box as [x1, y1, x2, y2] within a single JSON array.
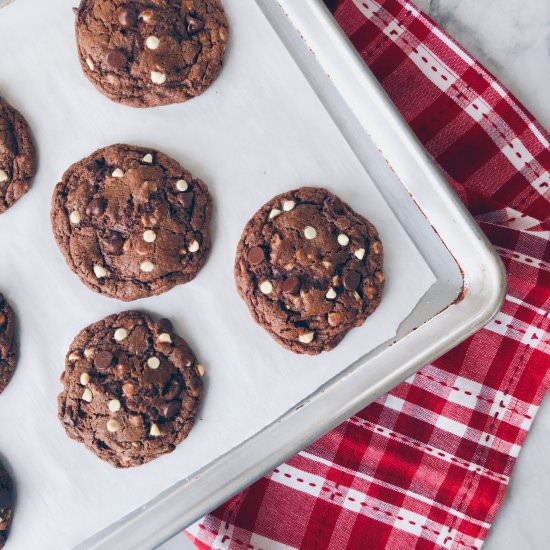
[[186, 0, 550, 548]]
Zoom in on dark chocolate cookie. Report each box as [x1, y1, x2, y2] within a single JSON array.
[[75, 0, 229, 107], [0, 460, 14, 549], [0, 97, 36, 213], [58, 311, 204, 468], [234, 187, 384, 354], [51, 144, 212, 301], [0, 294, 17, 395]]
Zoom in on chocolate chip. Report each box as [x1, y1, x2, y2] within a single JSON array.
[[102, 232, 124, 255], [117, 7, 137, 28], [0, 487, 13, 508], [282, 276, 300, 294], [343, 270, 361, 291], [186, 14, 205, 34], [94, 350, 113, 370], [106, 50, 127, 70], [86, 197, 106, 217], [247, 246, 265, 266], [161, 399, 181, 418], [177, 192, 194, 209], [156, 318, 173, 333]]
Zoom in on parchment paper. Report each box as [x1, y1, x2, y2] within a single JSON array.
[[0, 0, 436, 547]]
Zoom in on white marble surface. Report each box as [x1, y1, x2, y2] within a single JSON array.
[[163, 1, 550, 548]]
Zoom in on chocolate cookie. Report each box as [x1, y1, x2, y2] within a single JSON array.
[[0, 460, 14, 549], [0, 97, 36, 213], [51, 144, 212, 301], [0, 294, 17, 395], [58, 311, 204, 468], [75, 0, 229, 107], [234, 187, 384, 354]]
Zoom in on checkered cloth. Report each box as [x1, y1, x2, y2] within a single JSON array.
[[186, 0, 550, 548]]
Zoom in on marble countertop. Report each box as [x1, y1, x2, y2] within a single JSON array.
[[164, 1, 550, 548]]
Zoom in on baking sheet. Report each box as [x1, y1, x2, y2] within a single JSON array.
[[0, 0, 436, 547]]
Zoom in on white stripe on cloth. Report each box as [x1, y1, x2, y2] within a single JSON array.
[[299, 451, 493, 530], [378, 394, 522, 458], [347, 416, 509, 482], [494, 246, 550, 272], [407, 365, 537, 430], [272, 462, 463, 548], [485, 311, 550, 354]]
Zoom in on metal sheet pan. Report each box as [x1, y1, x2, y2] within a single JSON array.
[[0, 1, 505, 548]]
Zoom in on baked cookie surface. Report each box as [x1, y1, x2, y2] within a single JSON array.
[[0, 97, 36, 213], [234, 187, 384, 354], [0, 294, 17, 395], [0, 460, 14, 549], [58, 311, 204, 468], [51, 144, 212, 301], [75, 0, 229, 107]]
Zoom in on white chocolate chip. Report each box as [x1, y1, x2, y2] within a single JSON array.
[[146, 35, 160, 50], [82, 388, 93, 402], [299, 332, 315, 344], [147, 356, 160, 369], [197, 364, 206, 377], [84, 348, 94, 359], [354, 248, 366, 260], [143, 230, 156, 243], [304, 226, 317, 240], [140, 261, 155, 273], [282, 200, 295, 212], [176, 179, 188, 192], [326, 287, 337, 300], [353, 291, 361, 301], [188, 240, 200, 253], [150, 423, 161, 437], [158, 333, 172, 344], [268, 208, 281, 219], [112, 168, 124, 178], [108, 399, 121, 413], [151, 70, 166, 84], [69, 210, 81, 225], [142, 153, 153, 164], [85, 57, 95, 71], [106, 419, 120, 432], [337, 234, 350, 246], [0, 170, 8, 182], [114, 328, 129, 342], [93, 264, 108, 278], [69, 352, 80, 362], [260, 280, 273, 295], [80, 372, 90, 386]]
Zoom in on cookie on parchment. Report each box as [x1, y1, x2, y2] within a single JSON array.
[[0, 97, 36, 213], [51, 144, 212, 301], [234, 187, 384, 355], [0, 294, 17, 395], [58, 311, 204, 468], [75, 0, 229, 107], [0, 459, 14, 549]]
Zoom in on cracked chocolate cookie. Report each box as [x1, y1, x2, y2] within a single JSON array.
[[0, 294, 17, 395], [0, 97, 36, 213], [0, 460, 14, 549], [75, 0, 229, 107], [234, 187, 384, 355], [51, 144, 212, 301], [58, 311, 204, 468]]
